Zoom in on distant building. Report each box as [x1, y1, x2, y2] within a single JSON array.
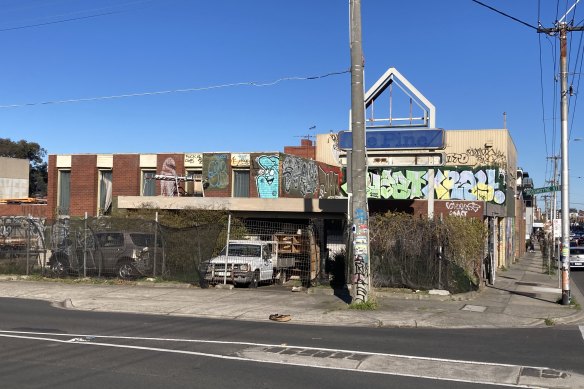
[[0, 157, 29, 199]]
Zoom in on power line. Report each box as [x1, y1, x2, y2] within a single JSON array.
[[0, 11, 119, 32], [0, 69, 350, 109], [0, 0, 158, 33], [471, 0, 539, 30]]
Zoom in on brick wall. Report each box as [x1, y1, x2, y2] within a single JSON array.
[[70, 155, 98, 217], [113, 154, 140, 196], [284, 139, 316, 160], [0, 204, 49, 218]]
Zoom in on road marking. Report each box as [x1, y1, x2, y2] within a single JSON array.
[[0, 329, 560, 389], [580, 326, 584, 342]]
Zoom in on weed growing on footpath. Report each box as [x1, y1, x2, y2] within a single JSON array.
[[544, 317, 556, 326], [349, 299, 378, 310]]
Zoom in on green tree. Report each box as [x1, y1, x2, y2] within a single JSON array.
[[0, 138, 47, 197]]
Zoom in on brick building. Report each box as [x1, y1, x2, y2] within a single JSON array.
[[47, 151, 343, 219]]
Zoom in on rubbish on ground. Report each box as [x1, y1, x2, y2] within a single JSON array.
[[269, 314, 291, 322]]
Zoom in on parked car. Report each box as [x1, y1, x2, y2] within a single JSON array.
[[200, 240, 276, 288], [48, 231, 162, 279], [569, 247, 584, 269]]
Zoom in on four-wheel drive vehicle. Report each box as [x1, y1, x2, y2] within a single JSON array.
[[201, 240, 290, 288], [570, 247, 584, 269], [48, 231, 161, 279]]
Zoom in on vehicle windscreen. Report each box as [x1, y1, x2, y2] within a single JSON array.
[[570, 248, 584, 256], [221, 244, 261, 257]]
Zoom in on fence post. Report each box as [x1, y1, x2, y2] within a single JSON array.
[[83, 212, 87, 278], [223, 214, 232, 285], [26, 215, 30, 276], [153, 212, 158, 278]]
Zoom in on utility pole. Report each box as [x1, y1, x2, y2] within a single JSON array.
[[538, 21, 584, 305], [349, 0, 370, 303], [547, 156, 559, 278]]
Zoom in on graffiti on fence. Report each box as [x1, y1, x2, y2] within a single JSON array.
[[282, 155, 318, 197], [255, 155, 279, 198], [341, 167, 506, 204], [160, 157, 177, 196], [205, 154, 229, 190], [0, 216, 45, 251]]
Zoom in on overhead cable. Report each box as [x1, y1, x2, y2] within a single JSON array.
[[471, 0, 539, 30], [0, 69, 350, 109]]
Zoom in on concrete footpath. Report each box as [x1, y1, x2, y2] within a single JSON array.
[[0, 249, 583, 328]]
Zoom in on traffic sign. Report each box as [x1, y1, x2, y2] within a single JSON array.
[[524, 185, 560, 196]]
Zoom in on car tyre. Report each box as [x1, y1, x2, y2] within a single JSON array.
[[248, 270, 260, 288], [50, 257, 69, 277], [116, 260, 135, 280]]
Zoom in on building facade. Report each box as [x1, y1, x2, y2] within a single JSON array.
[[47, 152, 343, 219]]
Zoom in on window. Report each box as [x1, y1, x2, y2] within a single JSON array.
[[233, 170, 250, 197], [185, 170, 203, 196], [98, 170, 113, 215], [142, 170, 156, 196], [57, 170, 71, 215], [97, 233, 124, 248]]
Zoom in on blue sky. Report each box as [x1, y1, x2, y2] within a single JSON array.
[[1, 0, 583, 208]]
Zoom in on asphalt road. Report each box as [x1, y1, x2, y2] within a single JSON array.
[[0, 298, 583, 388], [572, 268, 584, 300]]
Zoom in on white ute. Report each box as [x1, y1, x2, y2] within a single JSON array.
[[201, 240, 293, 288]]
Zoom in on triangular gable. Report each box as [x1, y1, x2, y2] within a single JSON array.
[[364, 67, 436, 128]]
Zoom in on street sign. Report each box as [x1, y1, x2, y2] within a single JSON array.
[[524, 185, 560, 196], [337, 128, 445, 150]]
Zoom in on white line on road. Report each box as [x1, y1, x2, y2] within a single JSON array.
[[580, 326, 584, 342], [0, 329, 549, 388], [0, 329, 545, 369]]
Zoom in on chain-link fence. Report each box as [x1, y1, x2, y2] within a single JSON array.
[[0, 216, 47, 275], [0, 215, 344, 289], [43, 217, 224, 282], [1, 212, 484, 294], [199, 218, 328, 288], [369, 213, 485, 294]]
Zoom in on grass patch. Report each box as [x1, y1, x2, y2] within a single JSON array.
[[544, 317, 556, 326], [349, 299, 378, 310], [569, 297, 581, 310]]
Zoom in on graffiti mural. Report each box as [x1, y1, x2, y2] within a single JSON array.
[[318, 166, 340, 198], [341, 167, 506, 204], [204, 154, 229, 190], [282, 155, 318, 197], [255, 155, 279, 199], [446, 147, 507, 170], [160, 157, 177, 196]]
